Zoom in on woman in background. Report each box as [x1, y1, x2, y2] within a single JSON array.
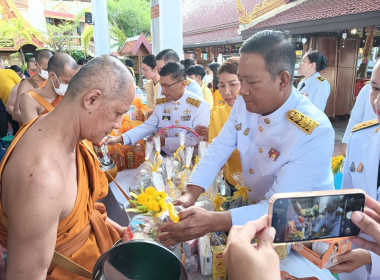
[[297, 50, 330, 112], [142, 55, 160, 110], [205, 62, 224, 107]]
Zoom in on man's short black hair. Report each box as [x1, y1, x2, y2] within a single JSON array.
[[186, 65, 205, 79], [182, 58, 195, 71], [125, 58, 134, 67], [77, 58, 88, 66], [142, 54, 156, 69], [185, 51, 197, 60], [159, 62, 186, 81], [156, 49, 180, 63], [240, 30, 296, 82], [9, 65, 22, 74]]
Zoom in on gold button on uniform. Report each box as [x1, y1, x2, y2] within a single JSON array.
[[177, 101, 181, 105], [175, 133, 178, 137], [175, 120, 179, 124], [174, 107, 178, 110], [259, 148, 263, 153], [264, 118, 270, 124], [249, 169, 254, 174], [375, 127, 379, 133], [259, 126, 263, 132]]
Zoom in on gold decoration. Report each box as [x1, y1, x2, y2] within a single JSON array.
[[156, 97, 168, 105], [352, 119, 379, 132], [317, 76, 326, 82], [236, 0, 286, 25], [186, 97, 200, 108], [286, 109, 319, 135]]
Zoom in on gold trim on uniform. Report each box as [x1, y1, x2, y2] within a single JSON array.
[[183, 109, 190, 115], [156, 97, 168, 105], [243, 128, 250, 136], [186, 97, 201, 108], [286, 109, 320, 135], [317, 76, 325, 82], [235, 123, 242, 131], [186, 79, 191, 86], [351, 119, 379, 132]]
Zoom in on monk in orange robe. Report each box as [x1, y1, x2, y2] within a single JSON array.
[[12, 49, 53, 123], [19, 53, 79, 124], [0, 55, 135, 279]]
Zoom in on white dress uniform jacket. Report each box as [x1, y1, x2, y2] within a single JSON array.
[[188, 87, 335, 226], [297, 72, 331, 112], [341, 119, 380, 280], [312, 207, 342, 237], [157, 77, 203, 99], [122, 90, 210, 155], [342, 83, 376, 144]]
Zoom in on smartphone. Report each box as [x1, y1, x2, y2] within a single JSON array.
[[268, 189, 366, 244]]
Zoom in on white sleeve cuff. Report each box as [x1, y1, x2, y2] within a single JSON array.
[[122, 133, 132, 146], [368, 250, 380, 277]]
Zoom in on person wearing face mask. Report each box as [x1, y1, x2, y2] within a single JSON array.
[[19, 53, 79, 124], [12, 49, 53, 123], [204, 62, 225, 107], [297, 50, 330, 112], [194, 57, 242, 186]]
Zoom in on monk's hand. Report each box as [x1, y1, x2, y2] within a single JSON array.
[[223, 215, 279, 280], [173, 184, 204, 208], [102, 135, 123, 145], [329, 249, 371, 274], [158, 206, 214, 247]]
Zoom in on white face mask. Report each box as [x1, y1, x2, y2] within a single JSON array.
[[203, 74, 213, 85], [52, 73, 68, 96], [37, 64, 49, 79]]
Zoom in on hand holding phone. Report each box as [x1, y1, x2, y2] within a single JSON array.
[[268, 189, 366, 244]]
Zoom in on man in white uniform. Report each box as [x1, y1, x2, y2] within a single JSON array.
[[155, 49, 203, 99], [341, 83, 376, 156], [104, 62, 209, 155], [158, 30, 334, 245], [331, 59, 380, 279], [312, 197, 342, 238]]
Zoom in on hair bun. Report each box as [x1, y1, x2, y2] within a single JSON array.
[[320, 56, 328, 71]]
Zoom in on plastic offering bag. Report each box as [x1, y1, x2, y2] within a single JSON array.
[[229, 172, 251, 209]]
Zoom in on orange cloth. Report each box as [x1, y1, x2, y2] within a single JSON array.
[[0, 118, 120, 279], [41, 95, 63, 115]]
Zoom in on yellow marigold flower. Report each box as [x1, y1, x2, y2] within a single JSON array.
[[145, 187, 157, 196], [147, 200, 160, 212], [137, 193, 149, 205]]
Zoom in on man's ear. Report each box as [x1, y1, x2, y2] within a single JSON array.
[[278, 70, 291, 91], [83, 89, 102, 110]]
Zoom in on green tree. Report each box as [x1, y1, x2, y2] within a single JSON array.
[[0, 18, 41, 65], [107, 0, 151, 38], [44, 21, 77, 52]]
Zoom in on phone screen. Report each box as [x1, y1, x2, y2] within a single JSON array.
[[271, 193, 365, 243]]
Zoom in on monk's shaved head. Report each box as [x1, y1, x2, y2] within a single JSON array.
[[47, 52, 79, 75], [65, 55, 134, 101], [35, 49, 53, 64]]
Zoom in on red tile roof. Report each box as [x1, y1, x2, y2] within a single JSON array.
[[183, 0, 260, 45], [250, 0, 380, 30]]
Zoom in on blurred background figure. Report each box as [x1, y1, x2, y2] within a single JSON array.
[[142, 54, 160, 110], [125, 58, 135, 78], [9, 65, 25, 80], [186, 64, 213, 108], [25, 57, 37, 78], [0, 59, 4, 69], [297, 50, 330, 112], [181, 58, 195, 71], [184, 51, 197, 62], [204, 62, 224, 107]]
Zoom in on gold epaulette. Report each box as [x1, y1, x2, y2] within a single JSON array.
[[155, 97, 168, 105], [365, 80, 370, 85], [186, 97, 201, 107], [352, 119, 379, 132], [317, 76, 326, 82], [186, 79, 191, 86], [286, 109, 320, 135]]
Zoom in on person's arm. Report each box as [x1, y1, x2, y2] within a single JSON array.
[[13, 81, 32, 123], [19, 92, 38, 124], [122, 111, 160, 146], [329, 249, 371, 274], [204, 87, 214, 109], [164, 101, 210, 152], [313, 81, 330, 112], [145, 81, 155, 110], [342, 84, 370, 145], [230, 122, 335, 226], [5, 164, 64, 280], [5, 84, 18, 115], [223, 215, 280, 280]]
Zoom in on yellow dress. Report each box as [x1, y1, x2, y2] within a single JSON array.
[[0, 69, 21, 105], [212, 89, 225, 107], [145, 80, 160, 110], [200, 82, 214, 109], [209, 104, 242, 185]]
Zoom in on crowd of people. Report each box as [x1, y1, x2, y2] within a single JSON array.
[[0, 28, 378, 280]]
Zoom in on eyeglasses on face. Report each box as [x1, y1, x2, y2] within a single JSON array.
[[161, 80, 184, 89]]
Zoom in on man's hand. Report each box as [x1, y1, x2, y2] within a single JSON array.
[[173, 184, 204, 208], [158, 207, 231, 247], [350, 195, 380, 255], [329, 249, 371, 274], [160, 135, 165, 147], [340, 143, 347, 157], [102, 135, 123, 145], [223, 215, 279, 280], [194, 125, 209, 141]]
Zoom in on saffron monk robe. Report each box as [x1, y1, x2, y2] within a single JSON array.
[[12, 49, 53, 123], [19, 53, 79, 124], [0, 55, 135, 280]]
